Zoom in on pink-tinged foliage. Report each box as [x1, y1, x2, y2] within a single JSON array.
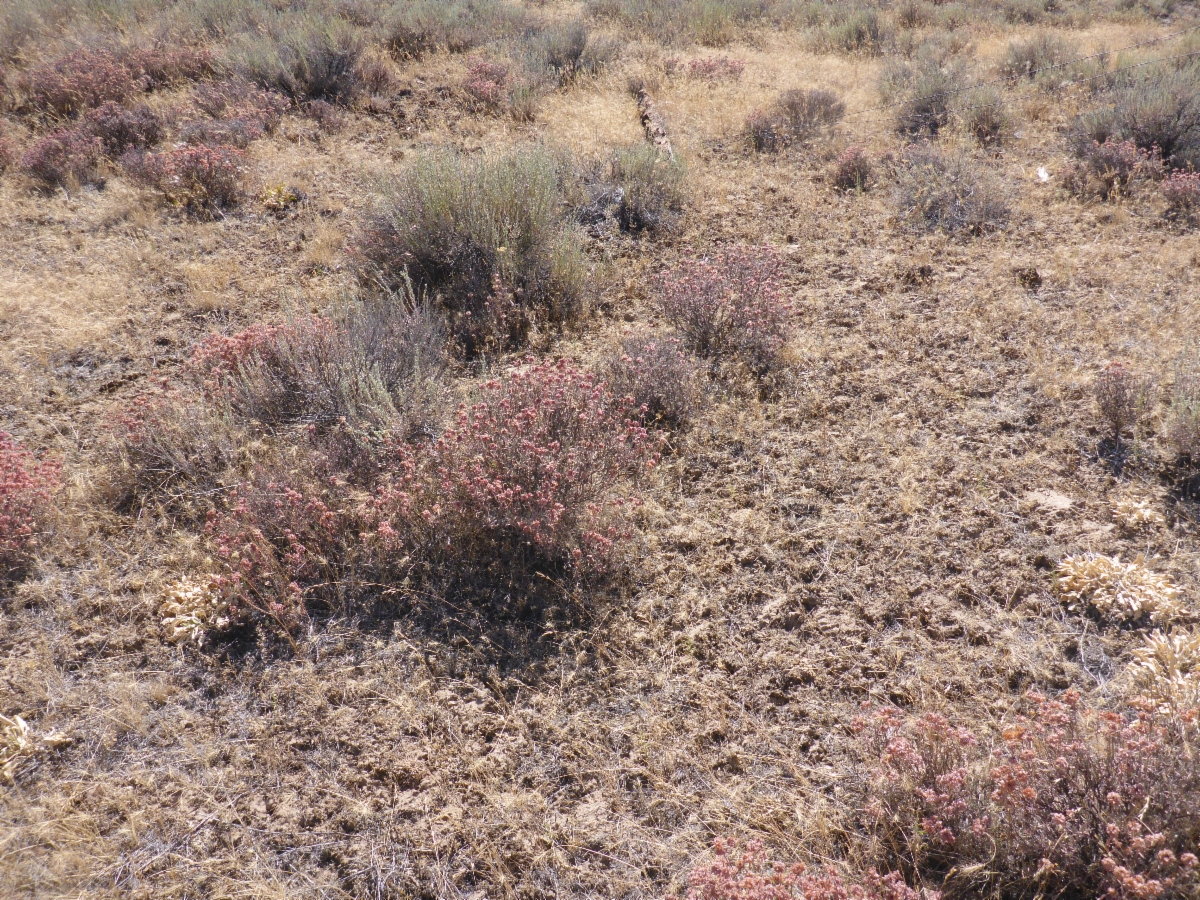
[[0, 433, 60, 576], [182, 81, 288, 148], [123, 145, 245, 215], [687, 56, 745, 81], [604, 333, 702, 431], [1163, 171, 1200, 223], [371, 358, 659, 576], [462, 57, 510, 111], [20, 126, 104, 189], [1063, 139, 1162, 200], [831, 146, 874, 192], [659, 247, 792, 376], [854, 693, 1200, 899], [687, 839, 926, 900]]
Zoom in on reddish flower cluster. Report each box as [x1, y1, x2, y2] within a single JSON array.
[[687, 56, 745, 81], [687, 839, 926, 900], [0, 433, 60, 576], [1163, 171, 1200, 223], [123, 145, 246, 215], [855, 693, 1200, 900], [462, 58, 511, 111], [373, 357, 658, 574], [659, 247, 792, 376]]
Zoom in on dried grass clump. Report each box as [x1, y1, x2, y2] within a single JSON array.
[[0, 714, 68, 784], [1112, 497, 1165, 532], [603, 333, 704, 431], [0, 431, 60, 578], [686, 55, 744, 81], [892, 145, 1010, 237], [160, 576, 231, 645], [659, 246, 792, 377], [1168, 358, 1200, 462], [385, 0, 527, 59], [1130, 629, 1200, 711], [959, 86, 1007, 147], [855, 696, 1200, 900], [355, 148, 587, 356], [746, 88, 844, 153], [1056, 554, 1185, 624], [815, 9, 892, 56]]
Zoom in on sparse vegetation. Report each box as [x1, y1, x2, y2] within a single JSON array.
[[829, 145, 874, 192], [1093, 361, 1156, 445], [892, 145, 1010, 236], [123, 145, 246, 216], [604, 333, 704, 430], [608, 143, 687, 233]]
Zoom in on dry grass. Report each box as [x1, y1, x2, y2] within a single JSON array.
[[2, 3, 1200, 899]]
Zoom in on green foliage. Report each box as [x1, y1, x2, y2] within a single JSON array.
[[607, 144, 687, 233], [226, 15, 364, 102]]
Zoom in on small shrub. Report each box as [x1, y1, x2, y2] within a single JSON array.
[[1167, 356, 1200, 463], [20, 47, 146, 117], [371, 358, 658, 581], [1063, 139, 1161, 200], [1112, 497, 1165, 532], [20, 126, 103, 190], [0, 432, 59, 577], [182, 81, 288, 148], [84, 101, 162, 156], [893, 145, 1010, 236], [687, 839, 920, 900], [228, 18, 363, 102], [747, 88, 844, 152], [603, 334, 703, 430], [1056, 553, 1185, 624], [895, 64, 957, 137], [1093, 361, 1156, 444], [819, 9, 891, 56], [959, 86, 1007, 147], [160, 575, 232, 645], [355, 148, 587, 356], [127, 45, 215, 89], [461, 57, 511, 113], [1163, 171, 1200, 224], [609, 143, 687, 233], [830, 145, 874, 192], [1105, 64, 1200, 171], [999, 32, 1076, 81], [533, 20, 590, 83], [659, 247, 792, 376], [687, 55, 744, 81], [855, 696, 1200, 900], [123, 145, 245, 216], [385, 0, 526, 58]]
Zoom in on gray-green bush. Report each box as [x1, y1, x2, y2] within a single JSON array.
[[893, 144, 1010, 236], [226, 15, 364, 102]]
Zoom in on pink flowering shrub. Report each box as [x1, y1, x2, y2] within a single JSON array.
[[687, 56, 745, 82], [20, 126, 104, 190], [687, 839, 925, 900], [462, 58, 510, 112], [603, 333, 703, 431], [830, 146, 874, 192], [659, 247, 792, 376], [182, 81, 288, 148], [1163, 172, 1200, 224], [1063, 139, 1163, 200], [84, 101, 162, 156], [855, 693, 1200, 899], [370, 358, 659, 580], [0, 433, 60, 577], [123, 145, 245, 216]]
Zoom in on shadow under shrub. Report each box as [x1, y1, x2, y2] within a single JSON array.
[[892, 145, 1010, 236], [355, 148, 587, 356]]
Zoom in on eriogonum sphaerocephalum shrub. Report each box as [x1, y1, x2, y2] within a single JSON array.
[[123, 145, 245, 216], [687, 838, 926, 900], [370, 358, 659, 578], [855, 694, 1200, 900], [659, 247, 792, 376], [603, 333, 703, 431], [0, 432, 59, 577]]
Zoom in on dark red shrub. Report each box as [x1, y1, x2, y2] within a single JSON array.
[[123, 145, 245, 216], [369, 358, 658, 580], [659, 247, 792, 376], [1163, 171, 1200, 224], [84, 101, 162, 156], [0, 432, 60, 577], [21, 48, 146, 117], [20, 126, 103, 189], [831, 146, 874, 192], [854, 694, 1200, 899], [687, 839, 924, 900]]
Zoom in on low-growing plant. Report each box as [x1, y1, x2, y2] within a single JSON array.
[[355, 148, 587, 355], [817, 8, 891, 56], [854, 695, 1200, 900], [659, 247, 792, 377], [1082, 63, 1200, 171], [85, 101, 162, 156], [19, 125, 103, 190], [1167, 355, 1200, 463], [894, 63, 957, 137], [687, 55, 744, 81], [1130, 628, 1200, 711], [958, 86, 1007, 147], [746, 88, 844, 152], [603, 333, 703, 431], [1062, 139, 1161, 200], [1057, 553, 1185, 624], [461, 57, 511, 113], [19, 47, 146, 117], [0, 432, 59, 578], [1093, 360, 1156, 445], [999, 32, 1076, 81], [1163, 171, 1200, 225], [123, 145, 245, 217], [608, 143, 687, 233], [893, 145, 1010, 236], [0, 133, 17, 173], [830, 145, 874, 192], [385, 0, 527, 58], [227, 17, 364, 103], [182, 81, 288, 148], [687, 839, 920, 900]]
